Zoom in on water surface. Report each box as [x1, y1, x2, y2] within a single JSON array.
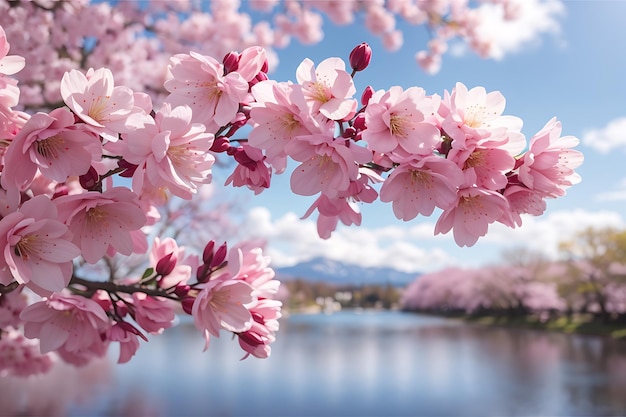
[[12, 310, 626, 416]]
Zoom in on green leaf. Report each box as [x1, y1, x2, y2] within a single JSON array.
[[142, 267, 154, 279]]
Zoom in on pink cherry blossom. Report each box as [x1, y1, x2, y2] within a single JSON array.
[[131, 292, 176, 335], [1, 107, 101, 191], [302, 193, 362, 239], [362, 86, 441, 156], [20, 293, 110, 357], [434, 180, 511, 247], [457, 146, 516, 190], [0, 25, 24, 76], [60, 67, 144, 142], [0, 195, 81, 294], [0, 76, 22, 136], [416, 49, 442, 75], [164, 51, 249, 130], [225, 144, 272, 195], [287, 131, 372, 198], [54, 187, 148, 264], [249, 80, 319, 173], [192, 277, 255, 351], [503, 184, 547, 227], [237, 298, 282, 359], [517, 117, 584, 198], [114, 103, 215, 200], [380, 155, 464, 220], [300, 168, 381, 238], [236, 46, 268, 83], [231, 242, 280, 299], [295, 57, 357, 120], [440, 82, 525, 154], [108, 322, 144, 364]]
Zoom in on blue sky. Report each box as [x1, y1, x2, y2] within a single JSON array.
[[216, 1, 626, 274]]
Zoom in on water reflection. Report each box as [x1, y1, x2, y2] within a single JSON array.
[[5, 311, 626, 416]]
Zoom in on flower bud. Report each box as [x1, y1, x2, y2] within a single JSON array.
[[238, 330, 265, 347], [223, 51, 239, 74], [155, 252, 176, 276], [181, 296, 195, 315], [342, 126, 357, 139], [361, 85, 374, 106], [233, 147, 257, 170], [202, 240, 215, 264], [174, 284, 190, 297], [353, 113, 366, 131], [349, 42, 372, 72], [211, 242, 228, 269], [210, 136, 230, 153], [196, 264, 211, 283], [118, 159, 138, 178], [79, 166, 99, 190]]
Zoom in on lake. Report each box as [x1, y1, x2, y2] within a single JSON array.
[[4, 310, 626, 416]]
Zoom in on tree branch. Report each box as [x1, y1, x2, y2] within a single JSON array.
[[69, 276, 179, 301]]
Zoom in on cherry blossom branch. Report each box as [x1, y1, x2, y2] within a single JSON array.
[[69, 276, 179, 301], [0, 19, 581, 378]]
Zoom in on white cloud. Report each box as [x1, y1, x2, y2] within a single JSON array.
[[480, 209, 625, 260], [241, 206, 624, 274], [582, 117, 626, 153], [594, 177, 626, 202], [473, 0, 565, 60]]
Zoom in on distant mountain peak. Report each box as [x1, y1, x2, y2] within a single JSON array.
[[275, 257, 419, 287]]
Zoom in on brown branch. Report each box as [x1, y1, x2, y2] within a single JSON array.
[[69, 276, 179, 301], [0, 281, 20, 295]]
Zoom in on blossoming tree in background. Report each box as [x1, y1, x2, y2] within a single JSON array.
[[0, 0, 563, 109], [0, 0, 582, 382]]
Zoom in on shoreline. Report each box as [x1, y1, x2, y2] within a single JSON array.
[[454, 313, 626, 340]]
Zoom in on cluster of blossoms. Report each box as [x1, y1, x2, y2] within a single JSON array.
[[0, 24, 283, 377], [0, 17, 581, 378], [0, 0, 562, 109], [237, 43, 582, 245]]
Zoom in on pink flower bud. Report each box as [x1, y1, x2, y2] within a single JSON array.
[[196, 264, 211, 283], [117, 159, 139, 178], [342, 126, 357, 139], [210, 136, 231, 153], [361, 86, 374, 106], [155, 252, 176, 276], [181, 296, 195, 315], [223, 51, 239, 74], [174, 284, 190, 298], [233, 147, 258, 170], [238, 329, 265, 347], [349, 42, 372, 72], [211, 242, 228, 269], [79, 166, 99, 190], [353, 113, 366, 131], [202, 240, 215, 264]]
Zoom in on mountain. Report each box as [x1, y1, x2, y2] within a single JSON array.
[[275, 257, 419, 287]]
